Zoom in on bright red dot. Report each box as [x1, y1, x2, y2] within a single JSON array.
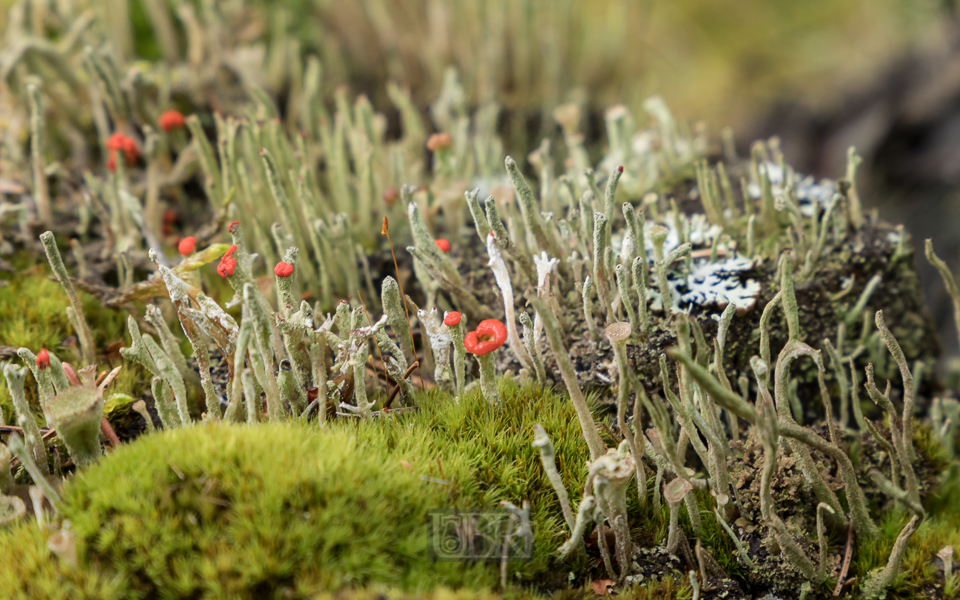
[[274, 262, 294, 278], [158, 110, 186, 132], [178, 236, 196, 256], [217, 245, 238, 277]]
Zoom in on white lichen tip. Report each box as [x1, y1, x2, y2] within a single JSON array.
[[485, 232, 532, 370], [533, 251, 559, 291], [349, 314, 388, 339]]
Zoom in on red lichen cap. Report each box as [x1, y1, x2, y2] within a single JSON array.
[[106, 133, 139, 166], [36, 349, 49, 370], [443, 311, 461, 327], [274, 261, 294, 278], [435, 239, 450, 253], [426, 132, 452, 151], [228, 221, 240, 234], [177, 236, 196, 256], [158, 110, 186, 132], [217, 245, 238, 278], [383, 187, 399, 206], [463, 319, 507, 356], [105, 133, 127, 151]]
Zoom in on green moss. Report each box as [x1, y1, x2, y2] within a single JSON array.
[[0, 522, 128, 600], [0, 257, 144, 425], [0, 380, 598, 598], [0, 253, 128, 352], [848, 447, 960, 599], [618, 576, 693, 600], [0, 266, 78, 352]]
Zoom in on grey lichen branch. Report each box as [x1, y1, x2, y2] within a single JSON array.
[[519, 311, 546, 387], [529, 296, 606, 461], [532, 424, 575, 531], [41, 231, 95, 366], [6, 434, 59, 512], [486, 233, 533, 370], [143, 335, 188, 426], [2, 364, 48, 475], [926, 239, 960, 353], [558, 496, 601, 560]]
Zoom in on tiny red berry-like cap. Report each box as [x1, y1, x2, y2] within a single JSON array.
[[274, 261, 294, 278], [463, 319, 507, 356], [107, 133, 139, 166], [443, 311, 461, 327], [426, 132, 452, 151], [122, 138, 139, 165], [158, 110, 186, 132], [383, 187, 399, 206], [228, 221, 240, 234], [618, 165, 624, 173], [178, 236, 196, 256], [217, 245, 238, 278], [36, 349, 50, 370], [106, 133, 127, 151], [435, 239, 450, 253]]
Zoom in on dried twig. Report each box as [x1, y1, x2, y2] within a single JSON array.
[[833, 520, 855, 597]]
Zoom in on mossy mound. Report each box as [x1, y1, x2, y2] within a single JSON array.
[[0, 380, 598, 599], [0, 257, 144, 427]]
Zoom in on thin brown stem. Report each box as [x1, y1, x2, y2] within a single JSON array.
[[385, 361, 420, 409]]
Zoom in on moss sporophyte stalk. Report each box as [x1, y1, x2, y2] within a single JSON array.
[[0, 6, 956, 597]]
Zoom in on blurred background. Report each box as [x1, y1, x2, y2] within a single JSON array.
[[2, 0, 959, 352]]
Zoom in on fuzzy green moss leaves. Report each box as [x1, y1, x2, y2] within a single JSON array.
[[0, 381, 594, 596]]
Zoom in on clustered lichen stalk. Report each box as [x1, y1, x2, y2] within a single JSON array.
[[650, 240, 931, 590]]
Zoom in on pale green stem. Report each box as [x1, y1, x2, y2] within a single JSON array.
[[530, 296, 606, 460], [41, 232, 94, 366], [3, 365, 48, 475], [7, 434, 58, 511]]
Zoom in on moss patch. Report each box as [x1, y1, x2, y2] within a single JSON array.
[[0, 380, 602, 598], [0, 259, 138, 425]]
